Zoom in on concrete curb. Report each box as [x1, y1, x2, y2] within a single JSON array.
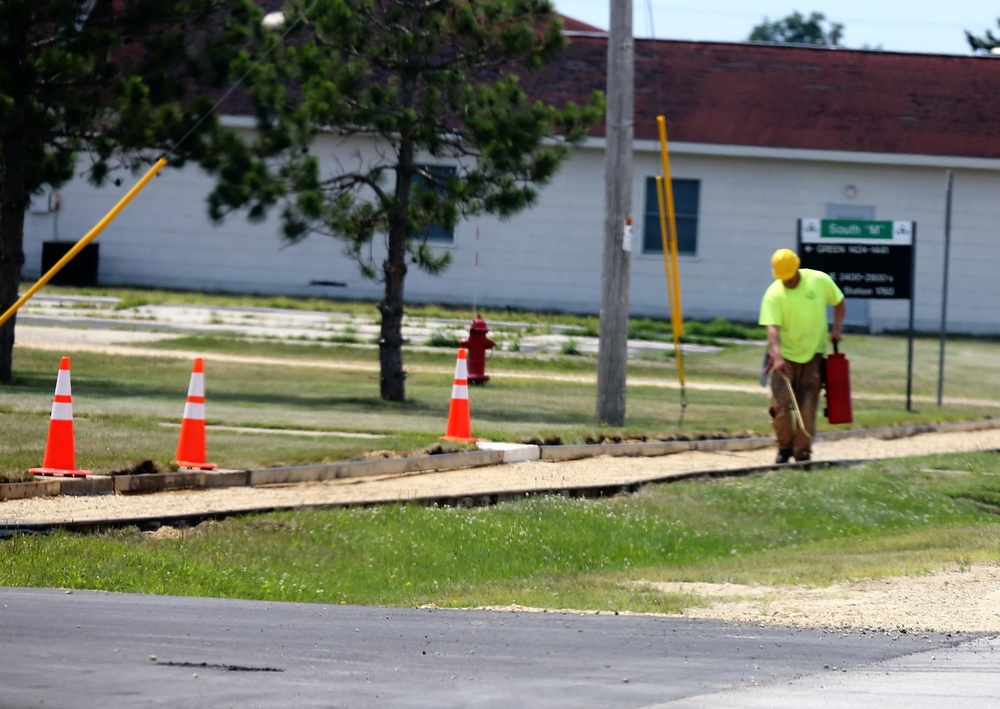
[[538, 436, 773, 461], [0, 450, 506, 502], [476, 441, 541, 463], [814, 418, 1000, 442], [246, 450, 505, 486], [2, 418, 998, 503]]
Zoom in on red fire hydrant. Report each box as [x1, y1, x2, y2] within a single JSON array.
[[460, 315, 495, 384]]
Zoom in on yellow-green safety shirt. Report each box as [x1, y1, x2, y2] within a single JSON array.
[[758, 269, 845, 364]]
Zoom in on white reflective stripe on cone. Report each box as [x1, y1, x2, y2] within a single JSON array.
[[54, 371, 72, 397], [50, 402, 74, 420], [183, 402, 206, 420], [451, 384, 469, 399], [187, 373, 205, 397]]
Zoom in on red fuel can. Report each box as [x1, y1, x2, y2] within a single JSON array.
[[824, 341, 853, 424]]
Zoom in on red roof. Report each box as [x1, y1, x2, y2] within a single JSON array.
[[557, 13, 605, 34], [526, 35, 1000, 160]]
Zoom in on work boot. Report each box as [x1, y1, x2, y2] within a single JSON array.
[[775, 449, 793, 464]]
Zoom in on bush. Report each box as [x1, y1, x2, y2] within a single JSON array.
[[427, 330, 461, 348]]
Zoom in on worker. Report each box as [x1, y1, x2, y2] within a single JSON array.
[[759, 248, 846, 463]]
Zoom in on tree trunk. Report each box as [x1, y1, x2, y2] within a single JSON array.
[[0, 105, 28, 383], [378, 140, 414, 402], [378, 257, 407, 402]]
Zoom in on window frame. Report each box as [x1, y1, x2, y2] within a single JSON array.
[[410, 164, 457, 245], [642, 177, 700, 257]]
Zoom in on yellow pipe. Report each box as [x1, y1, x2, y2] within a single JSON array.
[[656, 174, 687, 387], [0, 157, 168, 328], [655, 176, 672, 298], [657, 176, 686, 386], [657, 116, 684, 339], [657, 117, 685, 385]]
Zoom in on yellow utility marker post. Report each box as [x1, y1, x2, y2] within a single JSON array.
[[0, 157, 168, 328], [655, 116, 687, 425]]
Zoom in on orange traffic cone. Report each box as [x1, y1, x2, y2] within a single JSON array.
[[174, 358, 217, 470], [441, 348, 478, 443], [30, 357, 91, 477]]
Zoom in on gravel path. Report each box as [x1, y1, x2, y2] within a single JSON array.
[[647, 562, 1000, 632]]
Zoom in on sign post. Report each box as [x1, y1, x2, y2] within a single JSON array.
[[798, 219, 918, 411]]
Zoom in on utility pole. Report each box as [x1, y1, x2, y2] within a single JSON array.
[[596, 0, 634, 426]]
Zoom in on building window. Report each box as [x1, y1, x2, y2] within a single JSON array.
[[642, 177, 700, 255], [410, 165, 456, 244]]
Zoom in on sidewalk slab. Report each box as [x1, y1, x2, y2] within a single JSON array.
[[476, 441, 541, 463]]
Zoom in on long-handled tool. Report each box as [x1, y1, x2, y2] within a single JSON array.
[[779, 372, 810, 439]]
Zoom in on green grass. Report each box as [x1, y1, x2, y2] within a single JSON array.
[[623, 316, 766, 344], [4, 453, 1000, 613], [36, 282, 610, 330]]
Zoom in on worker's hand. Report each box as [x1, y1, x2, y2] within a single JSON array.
[[768, 352, 786, 376]]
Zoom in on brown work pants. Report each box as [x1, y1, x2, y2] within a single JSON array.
[[769, 354, 823, 459]]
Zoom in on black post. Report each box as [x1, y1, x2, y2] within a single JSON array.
[[937, 171, 953, 406], [906, 223, 918, 412]]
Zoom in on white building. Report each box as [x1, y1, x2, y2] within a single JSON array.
[[22, 28, 1000, 333]]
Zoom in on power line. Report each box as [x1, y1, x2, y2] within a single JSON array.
[[167, 0, 320, 158], [559, 0, 991, 48]]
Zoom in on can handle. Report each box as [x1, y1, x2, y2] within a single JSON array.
[[833, 339, 840, 355]]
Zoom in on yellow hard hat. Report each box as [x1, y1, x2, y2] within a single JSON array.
[[771, 248, 800, 280]]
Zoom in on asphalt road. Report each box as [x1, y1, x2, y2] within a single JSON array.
[[0, 587, 984, 708]]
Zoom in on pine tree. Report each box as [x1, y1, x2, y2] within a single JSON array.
[[967, 20, 1000, 53], [0, 0, 250, 381], [749, 11, 843, 46], [202, 0, 604, 401]]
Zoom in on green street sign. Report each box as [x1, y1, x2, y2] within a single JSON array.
[[800, 219, 914, 245], [797, 219, 916, 300], [820, 219, 893, 239]]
